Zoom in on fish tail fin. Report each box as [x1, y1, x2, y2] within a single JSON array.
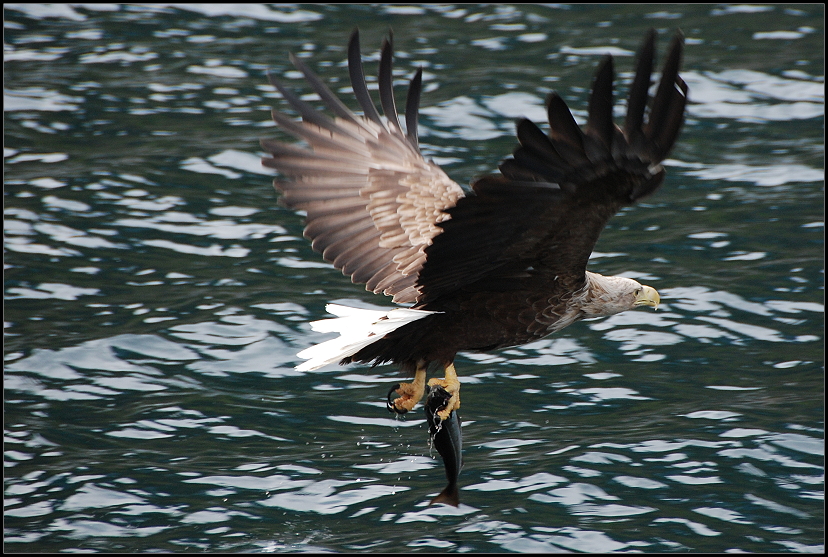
[[430, 483, 460, 507], [295, 304, 437, 371]]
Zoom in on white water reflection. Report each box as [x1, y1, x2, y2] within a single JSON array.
[[3, 87, 82, 111], [419, 97, 502, 140], [260, 482, 409, 515], [354, 456, 435, 474], [5, 282, 100, 300], [173, 3, 324, 23], [653, 517, 722, 537], [678, 161, 824, 186], [684, 69, 824, 122]]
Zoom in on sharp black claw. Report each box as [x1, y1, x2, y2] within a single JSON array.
[[387, 383, 406, 413]]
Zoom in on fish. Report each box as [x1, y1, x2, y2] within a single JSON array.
[[424, 384, 463, 506]]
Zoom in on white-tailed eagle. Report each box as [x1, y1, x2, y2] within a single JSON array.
[[262, 28, 687, 427]]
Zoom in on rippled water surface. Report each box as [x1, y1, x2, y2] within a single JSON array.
[[4, 3, 824, 553]]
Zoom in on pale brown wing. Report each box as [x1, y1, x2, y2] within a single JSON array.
[[262, 30, 464, 304]]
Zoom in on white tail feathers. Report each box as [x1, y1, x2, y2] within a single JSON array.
[[295, 304, 437, 371]]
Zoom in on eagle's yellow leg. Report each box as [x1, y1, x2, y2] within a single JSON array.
[[387, 362, 427, 414], [428, 362, 460, 421]]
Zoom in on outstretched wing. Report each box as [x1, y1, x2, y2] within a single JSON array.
[[417, 30, 688, 305], [262, 30, 464, 304]]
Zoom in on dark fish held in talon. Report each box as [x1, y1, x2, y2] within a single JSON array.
[[425, 385, 463, 507]]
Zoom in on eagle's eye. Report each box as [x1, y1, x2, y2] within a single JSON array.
[[633, 288, 641, 296]]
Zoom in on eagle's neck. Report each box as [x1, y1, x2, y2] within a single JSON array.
[[579, 271, 637, 318]]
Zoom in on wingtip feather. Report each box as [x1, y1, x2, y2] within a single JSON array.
[[585, 55, 615, 154], [405, 67, 423, 150], [348, 27, 384, 125]]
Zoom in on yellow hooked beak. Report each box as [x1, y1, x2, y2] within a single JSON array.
[[634, 285, 660, 310]]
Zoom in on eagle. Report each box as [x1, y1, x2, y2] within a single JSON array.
[[262, 29, 687, 422]]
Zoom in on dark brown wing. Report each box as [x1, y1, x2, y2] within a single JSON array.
[[262, 30, 464, 304], [416, 30, 687, 305]]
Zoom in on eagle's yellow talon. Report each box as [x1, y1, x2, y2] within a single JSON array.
[[428, 363, 460, 421], [387, 364, 426, 414]]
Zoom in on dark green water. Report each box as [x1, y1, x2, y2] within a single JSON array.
[[4, 4, 824, 553]]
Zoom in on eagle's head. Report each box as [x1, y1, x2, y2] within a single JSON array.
[[581, 272, 660, 318]]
